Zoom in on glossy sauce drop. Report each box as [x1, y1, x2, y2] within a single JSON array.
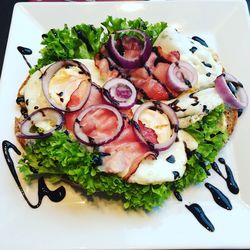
[[205, 182, 232, 210], [211, 159, 239, 194], [17, 46, 32, 68], [173, 190, 182, 202], [2, 140, 66, 208], [185, 203, 215, 232], [191, 36, 208, 47]]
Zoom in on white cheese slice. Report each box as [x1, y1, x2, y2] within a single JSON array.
[[165, 87, 223, 128], [48, 66, 85, 107], [23, 68, 49, 115], [137, 108, 172, 144], [35, 120, 54, 132], [128, 130, 198, 185], [154, 26, 223, 90], [22, 59, 104, 115]]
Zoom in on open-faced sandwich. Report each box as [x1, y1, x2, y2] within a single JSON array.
[[15, 17, 248, 211]]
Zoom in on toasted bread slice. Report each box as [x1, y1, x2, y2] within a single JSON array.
[[224, 107, 238, 135]]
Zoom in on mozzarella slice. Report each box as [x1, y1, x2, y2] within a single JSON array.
[[165, 88, 223, 128], [137, 108, 172, 144], [48, 66, 86, 107], [154, 26, 223, 89], [22, 59, 104, 115], [128, 130, 198, 185], [22, 69, 49, 115]]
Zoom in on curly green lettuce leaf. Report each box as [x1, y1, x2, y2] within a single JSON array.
[[18, 105, 228, 211], [30, 24, 104, 74], [30, 17, 167, 74], [19, 131, 171, 211], [101, 16, 167, 43], [173, 104, 229, 192]]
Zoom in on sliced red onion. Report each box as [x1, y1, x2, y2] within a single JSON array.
[[107, 29, 152, 69], [73, 104, 124, 146], [42, 60, 91, 112], [166, 60, 198, 92], [132, 101, 179, 152], [103, 78, 137, 108], [215, 73, 248, 109], [17, 108, 64, 139]]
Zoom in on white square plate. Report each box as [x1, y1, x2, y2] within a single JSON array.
[[1, 1, 250, 249]]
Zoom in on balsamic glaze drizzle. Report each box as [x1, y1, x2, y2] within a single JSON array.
[[173, 190, 183, 202], [166, 155, 175, 163], [17, 46, 32, 69], [2, 140, 66, 208], [169, 99, 187, 112], [211, 159, 239, 194], [189, 93, 199, 106], [172, 171, 180, 180], [185, 203, 215, 232], [237, 109, 243, 117], [189, 46, 197, 54], [202, 61, 212, 68], [191, 36, 208, 47], [205, 182, 232, 210]]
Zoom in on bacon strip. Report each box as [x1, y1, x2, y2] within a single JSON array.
[[99, 120, 154, 176], [94, 45, 180, 101], [64, 84, 105, 132]]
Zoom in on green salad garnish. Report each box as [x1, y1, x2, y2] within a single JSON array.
[[19, 105, 228, 211], [20, 17, 229, 211], [30, 16, 167, 74]]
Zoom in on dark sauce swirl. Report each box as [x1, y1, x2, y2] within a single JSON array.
[[2, 140, 66, 208], [211, 159, 239, 194], [17, 46, 32, 68], [185, 203, 215, 232], [205, 182, 232, 210]]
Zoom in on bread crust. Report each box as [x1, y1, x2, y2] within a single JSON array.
[[225, 107, 238, 135], [15, 76, 30, 148]]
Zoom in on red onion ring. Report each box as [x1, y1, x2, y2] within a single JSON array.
[[215, 73, 248, 109], [42, 60, 91, 112], [73, 104, 124, 146], [107, 29, 152, 69], [17, 108, 64, 139], [132, 101, 179, 152], [103, 78, 137, 109], [166, 60, 198, 92]]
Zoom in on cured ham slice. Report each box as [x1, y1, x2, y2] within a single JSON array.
[[99, 120, 155, 177], [79, 108, 119, 142], [64, 84, 105, 131], [94, 44, 180, 101], [129, 66, 170, 100]]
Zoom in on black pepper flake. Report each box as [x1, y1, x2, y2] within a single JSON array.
[[34, 106, 39, 110], [166, 155, 176, 164], [206, 72, 211, 77], [189, 46, 197, 53], [57, 92, 63, 97], [202, 61, 212, 68], [60, 97, 64, 103], [25, 99, 29, 106]]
